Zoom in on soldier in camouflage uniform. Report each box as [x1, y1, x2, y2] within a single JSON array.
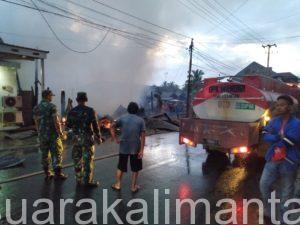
[[33, 89, 68, 181], [66, 92, 102, 188]]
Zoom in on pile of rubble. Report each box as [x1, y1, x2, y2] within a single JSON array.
[[101, 105, 180, 135], [144, 113, 179, 133]]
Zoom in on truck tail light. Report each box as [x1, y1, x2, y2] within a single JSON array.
[[231, 146, 249, 154], [181, 137, 195, 147]]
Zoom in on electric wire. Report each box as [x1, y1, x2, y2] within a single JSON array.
[[9, 0, 242, 71], [29, 0, 110, 53], [206, 0, 249, 34], [177, 0, 243, 41], [63, 0, 168, 40], [189, 0, 263, 43], [89, 0, 191, 39], [37, 0, 189, 49], [210, 0, 266, 42], [2, 0, 241, 73]]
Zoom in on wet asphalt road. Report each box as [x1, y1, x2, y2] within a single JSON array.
[[0, 133, 266, 225]]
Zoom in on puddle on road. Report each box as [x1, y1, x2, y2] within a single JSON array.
[[214, 167, 247, 199]]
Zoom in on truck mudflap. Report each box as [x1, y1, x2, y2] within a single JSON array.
[[179, 118, 261, 150]]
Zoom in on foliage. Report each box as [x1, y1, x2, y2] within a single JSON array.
[[183, 69, 204, 93]]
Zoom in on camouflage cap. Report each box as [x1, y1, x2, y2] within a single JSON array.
[[42, 89, 55, 98], [76, 92, 88, 101]]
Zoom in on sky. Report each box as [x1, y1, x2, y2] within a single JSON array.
[[1, 0, 300, 113]]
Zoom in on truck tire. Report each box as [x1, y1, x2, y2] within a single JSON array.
[[232, 155, 245, 167], [202, 162, 210, 175], [232, 152, 264, 169], [202, 151, 230, 175]]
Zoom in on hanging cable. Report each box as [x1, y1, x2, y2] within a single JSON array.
[[29, 0, 110, 53], [89, 0, 191, 39]]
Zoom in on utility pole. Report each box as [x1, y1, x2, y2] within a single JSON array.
[[186, 38, 194, 117], [262, 44, 277, 75], [34, 59, 39, 106]]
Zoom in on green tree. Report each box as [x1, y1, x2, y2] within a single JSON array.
[[183, 69, 204, 94], [159, 81, 180, 93]]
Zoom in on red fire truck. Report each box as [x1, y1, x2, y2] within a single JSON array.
[[179, 75, 300, 173]]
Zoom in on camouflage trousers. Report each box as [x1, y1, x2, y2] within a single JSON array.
[[39, 136, 63, 173], [72, 144, 95, 184]]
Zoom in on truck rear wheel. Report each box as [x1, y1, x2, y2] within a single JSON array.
[[232, 154, 246, 167], [202, 162, 209, 175], [202, 150, 230, 175], [232, 152, 264, 169]]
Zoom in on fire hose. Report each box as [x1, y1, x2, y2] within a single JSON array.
[[0, 127, 115, 186], [0, 153, 119, 185]]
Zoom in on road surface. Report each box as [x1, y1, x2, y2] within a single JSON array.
[[0, 133, 266, 225]]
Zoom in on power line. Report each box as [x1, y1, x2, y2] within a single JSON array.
[[191, 0, 263, 43], [0, 0, 174, 51], [192, 63, 222, 74], [195, 51, 237, 70], [206, 0, 249, 34], [194, 34, 300, 44], [187, 0, 254, 42], [89, 0, 191, 39], [14, 0, 242, 71], [1, 0, 190, 58], [210, 0, 265, 42], [194, 49, 240, 70], [176, 0, 243, 41], [62, 0, 167, 39], [2, 0, 243, 73], [37, 0, 188, 49], [271, 35, 300, 42], [194, 55, 224, 72], [29, 0, 110, 53], [7, 0, 187, 50], [263, 12, 300, 24], [183, 0, 265, 44]]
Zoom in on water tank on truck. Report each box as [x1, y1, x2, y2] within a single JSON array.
[[180, 75, 300, 153]]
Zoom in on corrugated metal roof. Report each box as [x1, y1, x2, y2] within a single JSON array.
[[0, 41, 49, 60]]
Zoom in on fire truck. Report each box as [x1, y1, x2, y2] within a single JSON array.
[[179, 75, 300, 173]]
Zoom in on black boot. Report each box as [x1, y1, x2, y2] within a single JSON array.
[[54, 168, 68, 180], [84, 181, 100, 188], [44, 167, 54, 181]]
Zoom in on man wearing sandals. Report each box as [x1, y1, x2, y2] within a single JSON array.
[[111, 102, 146, 193]]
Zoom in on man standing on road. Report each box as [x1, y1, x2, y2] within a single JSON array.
[[33, 89, 68, 181], [260, 95, 300, 224], [66, 92, 102, 188], [111, 102, 146, 193]]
